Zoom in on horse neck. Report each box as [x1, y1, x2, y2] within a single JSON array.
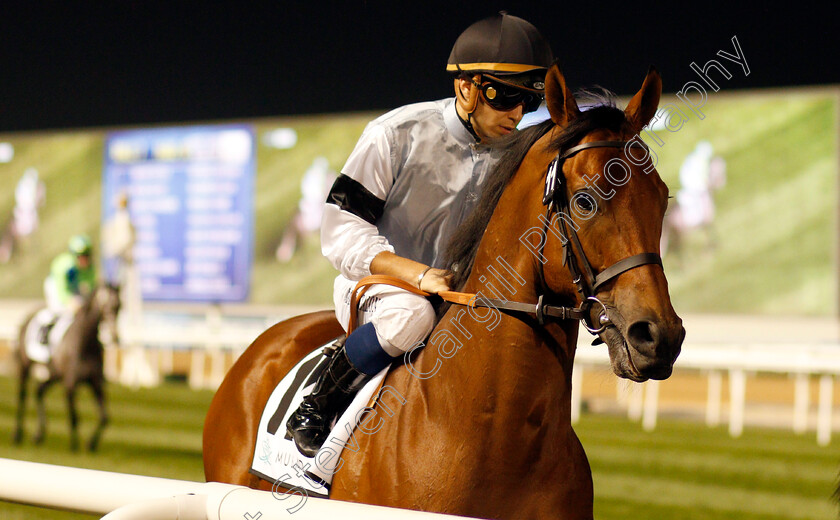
[[70, 297, 103, 348], [463, 128, 579, 318], [81, 295, 102, 324], [410, 131, 581, 444]]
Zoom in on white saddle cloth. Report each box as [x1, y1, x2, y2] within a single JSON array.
[[24, 308, 72, 364], [250, 344, 388, 497]]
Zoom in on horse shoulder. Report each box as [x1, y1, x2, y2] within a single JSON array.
[[203, 310, 342, 484], [210, 309, 341, 420], [330, 353, 437, 504]]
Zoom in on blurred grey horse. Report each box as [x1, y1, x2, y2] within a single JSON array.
[[13, 284, 120, 451]]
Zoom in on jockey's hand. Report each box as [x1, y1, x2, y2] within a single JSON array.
[[418, 268, 453, 294], [369, 251, 454, 294]]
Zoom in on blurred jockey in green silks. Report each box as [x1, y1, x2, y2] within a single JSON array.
[[39, 234, 97, 345]]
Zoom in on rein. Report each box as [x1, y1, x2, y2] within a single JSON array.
[[347, 275, 586, 335], [348, 139, 662, 338]]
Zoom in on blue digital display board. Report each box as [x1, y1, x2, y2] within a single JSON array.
[[102, 124, 255, 302]]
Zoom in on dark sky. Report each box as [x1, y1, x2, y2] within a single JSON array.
[[1, 1, 836, 132]]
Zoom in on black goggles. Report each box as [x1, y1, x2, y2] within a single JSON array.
[[478, 79, 544, 113]]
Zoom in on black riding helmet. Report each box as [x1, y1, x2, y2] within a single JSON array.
[[448, 12, 553, 114]]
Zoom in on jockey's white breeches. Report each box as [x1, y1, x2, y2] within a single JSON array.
[[333, 274, 436, 356], [43, 277, 82, 315], [44, 277, 64, 313]]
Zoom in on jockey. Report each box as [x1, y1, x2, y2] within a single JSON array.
[[40, 234, 97, 344], [287, 12, 554, 457]]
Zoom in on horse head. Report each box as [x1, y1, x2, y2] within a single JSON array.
[[541, 64, 684, 381], [96, 283, 121, 315], [92, 283, 121, 346]]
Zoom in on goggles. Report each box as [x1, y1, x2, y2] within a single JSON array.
[[476, 77, 544, 113]]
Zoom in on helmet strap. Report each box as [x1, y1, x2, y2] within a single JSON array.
[[459, 110, 480, 142]]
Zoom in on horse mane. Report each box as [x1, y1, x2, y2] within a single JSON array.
[[444, 90, 625, 290], [72, 286, 117, 344]]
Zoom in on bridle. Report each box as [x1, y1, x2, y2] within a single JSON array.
[[348, 139, 663, 339], [460, 139, 662, 338]]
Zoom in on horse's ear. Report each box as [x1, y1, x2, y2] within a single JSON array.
[[545, 63, 580, 126], [624, 66, 662, 132]]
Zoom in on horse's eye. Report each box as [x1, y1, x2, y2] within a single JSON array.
[[571, 191, 597, 216]]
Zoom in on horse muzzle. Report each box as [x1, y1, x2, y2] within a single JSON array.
[[597, 305, 685, 382]]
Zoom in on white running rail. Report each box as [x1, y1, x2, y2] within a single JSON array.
[[0, 457, 477, 520]]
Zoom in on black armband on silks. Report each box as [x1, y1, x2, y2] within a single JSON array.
[[325, 174, 386, 225]]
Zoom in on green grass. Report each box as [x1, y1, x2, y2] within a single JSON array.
[[0, 91, 837, 313], [0, 375, 836, 519], [578, 415, 839, 520], [0, 376, 214, 519]]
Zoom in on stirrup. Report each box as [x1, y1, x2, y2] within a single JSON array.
[[322, 334, 347, 358]]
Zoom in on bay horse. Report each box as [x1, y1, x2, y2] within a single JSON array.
[[13, 283, 120, 451], [203, 64, 684, 519]]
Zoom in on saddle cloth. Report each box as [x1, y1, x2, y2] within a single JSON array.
[[250, 341, 388, 497], [24, 308, 72, 364]]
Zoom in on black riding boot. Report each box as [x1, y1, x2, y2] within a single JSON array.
[[286, 346, 372, 457]]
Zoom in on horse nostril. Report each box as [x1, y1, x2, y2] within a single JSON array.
[[627, 320, 658, 352]]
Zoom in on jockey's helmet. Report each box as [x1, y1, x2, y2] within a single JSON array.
[[447, 12, 553, 114], [447, 12, 553, 87], [68, 234, 93, 257]]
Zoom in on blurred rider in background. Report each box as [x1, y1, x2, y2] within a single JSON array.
[[39, 234, 97, 346], [0, 167, 46, 263], [275, 157, 337, 263]]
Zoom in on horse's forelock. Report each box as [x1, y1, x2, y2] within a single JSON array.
[[546, 91, 626, 153]]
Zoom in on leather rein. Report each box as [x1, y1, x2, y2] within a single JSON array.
[[348, 139, 662, 337]]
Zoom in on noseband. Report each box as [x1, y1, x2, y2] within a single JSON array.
[[538, 139, 662, 334]]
